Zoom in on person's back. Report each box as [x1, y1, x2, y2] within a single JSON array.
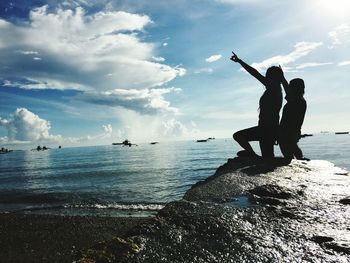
[[280, 96, 306, 138], [279, 78, 307, 161]]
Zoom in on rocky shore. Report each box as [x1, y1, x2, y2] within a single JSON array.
[[78, 157, 350, 263], [0, 214, 150, 263]]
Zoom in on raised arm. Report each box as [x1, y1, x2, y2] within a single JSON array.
[[230, 52, 267, 86], [279, 65, 289, 94]]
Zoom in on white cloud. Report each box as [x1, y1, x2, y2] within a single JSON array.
[[66, 124, 113, 144], [205, 54, 222, 63], [77, 87, 181, 114], [203, 110, 256, 120], [338, 60, 350, 66], [112, 108, 200, 142], [160, 119, 188, 137], [295, 62, 333, 69], [194, 68, 214, 74], [250, 41, 323, 72], [0, 6, 185, 105], [328, 23, 350, 49], [216, 0, 260, 4], [17, 50, 39, 55], [0, 108, 116, 145], [152, 56, 165, 62], [2, 78, 90, 91], [102, 124, 113, 135], [0, 108, 61, 143]]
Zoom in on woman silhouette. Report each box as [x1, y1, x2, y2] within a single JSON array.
[[279, 77, 308, 162], [230, 52, 283, 159]]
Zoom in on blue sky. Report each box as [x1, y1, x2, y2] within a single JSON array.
[[1, 0, 350, 147]]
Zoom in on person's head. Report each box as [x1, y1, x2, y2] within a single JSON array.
[[265, 66, 283, 82], [289, 78, 305, 97]]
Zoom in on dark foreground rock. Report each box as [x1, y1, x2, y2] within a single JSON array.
[[0, 214, 150, 263], [78, 158, 350, 263]]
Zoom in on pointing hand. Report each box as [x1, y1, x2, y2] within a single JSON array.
[[230, 52, 240, 62]]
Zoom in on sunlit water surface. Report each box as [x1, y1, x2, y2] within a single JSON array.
[[0, 134, 349, 216]]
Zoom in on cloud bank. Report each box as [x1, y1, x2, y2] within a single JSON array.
[[0, 108, 61, 143], [77, 87, 181, 114], [0, 108, 115, 145], [250, 42, 323, 72], [0, 5, 186, 114], [328, 23, 350, 49]]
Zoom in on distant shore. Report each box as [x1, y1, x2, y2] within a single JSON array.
[[0, 213, 151, 263]]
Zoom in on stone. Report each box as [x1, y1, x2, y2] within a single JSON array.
[[78, 158, 350, 262]]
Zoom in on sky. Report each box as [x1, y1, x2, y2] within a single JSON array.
[[0, 0, 350, 148]]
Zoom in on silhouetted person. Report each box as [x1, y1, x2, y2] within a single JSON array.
[[230, 52, 283, 159], [279, 77, 309, 162]]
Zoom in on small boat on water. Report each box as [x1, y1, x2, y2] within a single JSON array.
[[196, 137, 216, 142], [150, 142, 159, 145], [300, 134, 313, 138], [335, 132, 349, 135], [31, 146, 50, 151], [0, 147, 12, 154], [112, 139, 138, 147]]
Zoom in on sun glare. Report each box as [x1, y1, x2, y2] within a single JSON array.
[[312, 0, 350, 18]]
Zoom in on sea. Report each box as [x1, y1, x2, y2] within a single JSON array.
[[0, 134, 349, 217]]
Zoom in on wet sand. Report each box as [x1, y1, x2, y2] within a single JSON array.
[[0, 213, 151, 263]]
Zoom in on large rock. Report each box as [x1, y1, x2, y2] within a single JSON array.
[[78, 158, 350, 263]]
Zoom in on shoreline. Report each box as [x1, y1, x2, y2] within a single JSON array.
[[0, 213, 152, 263]]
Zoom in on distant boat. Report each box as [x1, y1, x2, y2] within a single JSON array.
[[335, 132, 349, 135], [150, 142, 159, 145], [112, 139, 138, 147], [31, 145, 50, 151], [0, 147, 12, 154], [300, 134, 313, 138], [196, 139, 208, 142], [207, 137, 215, 140]]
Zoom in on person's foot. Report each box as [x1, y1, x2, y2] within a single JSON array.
[[297, 156, 310, 161], [237, 150, 259, 157]]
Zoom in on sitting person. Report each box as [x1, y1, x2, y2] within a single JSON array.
[[230, 52, 283, 160], [279, 77, 309, 162]]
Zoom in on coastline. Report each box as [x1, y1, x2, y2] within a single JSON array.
[[0, 213, 151, 263]]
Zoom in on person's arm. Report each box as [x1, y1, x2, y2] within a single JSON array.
[[279, 65, 289, 94], [230, 52, 267, 86]]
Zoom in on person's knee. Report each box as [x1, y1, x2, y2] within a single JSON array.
[[233, 131, 241, 141]]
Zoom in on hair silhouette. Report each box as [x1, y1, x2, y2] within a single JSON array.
[[265, 66, 283, 82]]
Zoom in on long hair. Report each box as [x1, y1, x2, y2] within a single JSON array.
[[265, 66, 283, 82], [289, 78, 305, 97]]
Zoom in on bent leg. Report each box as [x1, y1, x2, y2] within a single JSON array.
[[293, 144, 310, 160], [233, 126, 260, 155], [279, 137, 294, 161], [260, 127, 278, 159], [260, 138, 275, 159]]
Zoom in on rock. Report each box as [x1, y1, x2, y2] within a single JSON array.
[[249, 184, 296, 199], [77, 237, 140, 263], [78, 158, 350, 262], [324, 241, 350, 254], [311, 235, 334, 244], [339, 198, 350, 205]]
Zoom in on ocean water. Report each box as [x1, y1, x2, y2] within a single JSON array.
[[0, 134, 349, 217]]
